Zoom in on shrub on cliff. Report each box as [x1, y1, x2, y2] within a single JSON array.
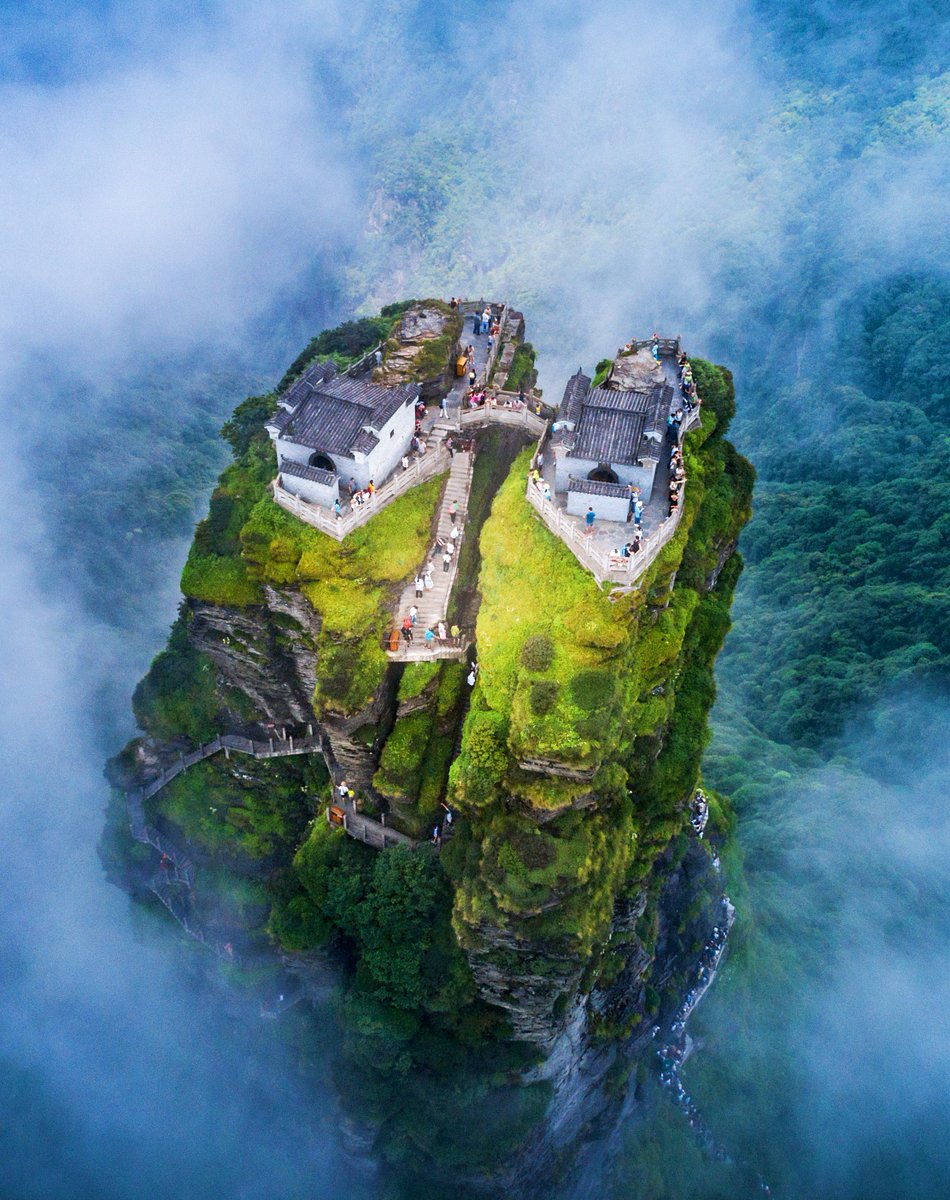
[[529, 680, 560, 715], [569, 668, 617, 713], [520, 634, 554, 671]]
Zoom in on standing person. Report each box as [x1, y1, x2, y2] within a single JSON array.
[[439, 394, 448, 418], [443, 548, 452, 573], [401, 616, 413, 644], [402, 454, 410, 471], [414, 575, 424, 599], [469, 365, 477, 389], [368, 479, 375, 498], [449, 297, 457, 310], [585, 506, 596, 536], [450, 523, 461, 545], [424, 570, 434, 591], [634, 498, 644, 529], [333, 498, 342, 519], [450, 500, 459, 524], [374, 348, 383, 367], [437, 620, 447, 640], [409, 605, 418, 627], [424, 626, 436, 647]]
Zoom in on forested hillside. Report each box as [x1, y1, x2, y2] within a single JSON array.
[[717, 275, 950, 748], [611, 274, 950, 1199]]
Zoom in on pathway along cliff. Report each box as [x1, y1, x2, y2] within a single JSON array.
[[104, 298, 754, 1197]]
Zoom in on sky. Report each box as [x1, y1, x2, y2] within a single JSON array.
[[0, 1, 948, 1197]]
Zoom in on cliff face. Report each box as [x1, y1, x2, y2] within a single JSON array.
[[188, 588, 321, 726], [445, 360, 752, 1070], [112, 308, 752, 1196]]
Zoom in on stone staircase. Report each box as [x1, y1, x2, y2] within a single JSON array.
[[391, 447, 474, 637]]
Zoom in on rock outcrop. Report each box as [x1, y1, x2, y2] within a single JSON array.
[[372, 302, 459, 396], [188, 590, 320, 726], [609, 349, 666, 390]]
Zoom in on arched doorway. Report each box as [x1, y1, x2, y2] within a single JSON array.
[[588, 463, 618, 484], [309, 452, 336, 474]]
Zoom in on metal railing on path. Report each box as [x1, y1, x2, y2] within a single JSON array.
[[327, 806, 417, 850], [131, 730, 325, 805], [621, 336, 682, 357]]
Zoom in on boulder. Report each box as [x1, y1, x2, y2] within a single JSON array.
[[608, 349, 665, 390]]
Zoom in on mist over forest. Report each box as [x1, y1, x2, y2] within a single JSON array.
[[0, 1, 948, 1197]]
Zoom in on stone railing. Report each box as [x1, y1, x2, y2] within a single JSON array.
[[620, 336, 682, 357], [344, 343, 383, 378], [459, 404, 547, 439], [524, 482, 685, 588], [272, 446, 450, 541], [478, 302, 509, 386], [384, 633, 472, 662]]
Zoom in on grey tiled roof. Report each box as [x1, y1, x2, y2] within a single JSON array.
[[280, 359, 339, 410], [352, 429, 380, 455], [278, 374, 418, 457], [558, 370, 591, 427], [267, 407, 294, 434], [285, 395, 369, 455], [326, 375, 418, 428], [567, 477, 632, 498], [569, 384, 671, 466], [279, 458, 337, 486]]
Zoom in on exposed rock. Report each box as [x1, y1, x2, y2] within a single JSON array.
[[373, 303, 454, 389], [609, 349, 665, 391], [497, 831, 726, 1195], [706, 536, 739, 591], [188, 592, 320, 727], [464, 921, 585, 1047]]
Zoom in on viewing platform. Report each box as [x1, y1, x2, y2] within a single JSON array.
[[524, 341, 703, 590]]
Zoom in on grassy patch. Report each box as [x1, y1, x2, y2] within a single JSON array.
[[238, 474, 444, 714]]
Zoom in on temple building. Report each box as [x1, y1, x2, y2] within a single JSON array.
[[265, 360, 418, 507], [551, 369, 671, 519]]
